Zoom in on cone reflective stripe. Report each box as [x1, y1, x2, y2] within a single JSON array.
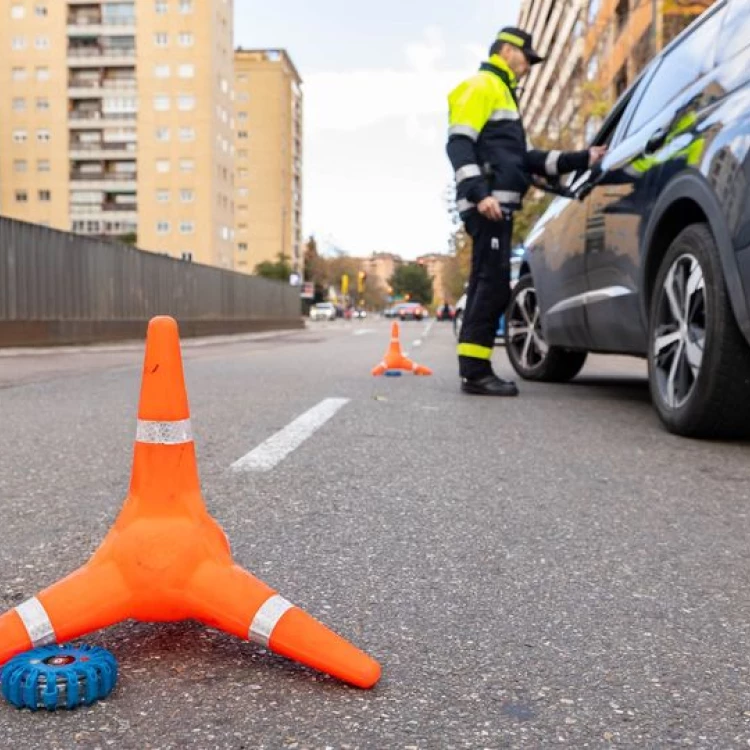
[[14, 597, 55, 648], [371, 322, 432, 376], [248, 594, 294, 647], [136, 419, 193, 445], [0, 316, 381, 689]]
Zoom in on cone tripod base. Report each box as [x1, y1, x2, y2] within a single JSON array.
[[0, 316, 380, 690]]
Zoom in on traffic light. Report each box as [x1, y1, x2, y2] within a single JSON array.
[[357, 270, 367, 294]]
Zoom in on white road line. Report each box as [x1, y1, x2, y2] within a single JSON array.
[[353, 329, 374, 336], [231, 398, 350, 472]]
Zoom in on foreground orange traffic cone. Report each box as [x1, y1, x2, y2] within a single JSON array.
[[0, 317, 380, 690], [371, 322, 432, 376]]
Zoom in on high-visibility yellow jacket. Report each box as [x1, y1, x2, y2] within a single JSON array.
[[447, 55, 590, 217]]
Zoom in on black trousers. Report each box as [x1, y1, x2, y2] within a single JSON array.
[[458, 212, 513, 379]]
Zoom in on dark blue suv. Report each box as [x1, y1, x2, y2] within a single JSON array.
[[506, 0, 750, 439]]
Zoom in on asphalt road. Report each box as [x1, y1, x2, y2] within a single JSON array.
[[1, 318, 749, 749]]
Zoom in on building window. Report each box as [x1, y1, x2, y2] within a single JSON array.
[[12, 97, 25, 111], [156, 160, 170, 173], [178, 32, 193, 47], [10, 5, 24, 19], [37, 159, 50, 172], [237, 187, 249, 198], [238, 243, 248, 251], [12, 129, 27, 142], [153, 95, 170, 111], [237, 92, 249, 102], [238, 112, 248, 122], [34, 36, 49, 50], [154, 33, 168, 47], [36, 67, 49, 81], [34, 4, 47, 16], [179, 221, 194, 234], [155, 0, 168, 13], [179, 158, 194, 173], [37, 129, 51, 142], [179, 0, 193, 12], [177, 95, 195, 111], [38, 190, 51, 202], [36, 97, 49, 111], [238, 131, 248, 139], [157, 221, 170, 234], [13, 159, 27, 173], [178, 63, 194, 78], [156, 189, 170, 202], [154, 64, 170, 78], [11, 67, 26, 81], [11, 37, 26, 50], [178, 127, 195, 141], [155, 127, 170, 141], [180, 189, 194, 202], [15, 190, 28, 202]]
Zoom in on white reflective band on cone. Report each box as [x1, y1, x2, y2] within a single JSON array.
[[248, 594, 294, 648], [15, 597, 56, 647], [136, 419, 193, 445]]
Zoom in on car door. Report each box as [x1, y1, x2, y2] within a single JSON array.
[[583, 4, 728, 354]]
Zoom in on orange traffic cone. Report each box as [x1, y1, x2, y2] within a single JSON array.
[[371, 322, 432, 376], [0, 317, 380, 690]]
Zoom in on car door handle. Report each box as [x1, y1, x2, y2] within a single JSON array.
[[645, 127, 668, 154]]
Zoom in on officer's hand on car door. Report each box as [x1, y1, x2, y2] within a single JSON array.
[[477, 196, 503, 221], [589, 146, 608, 167]]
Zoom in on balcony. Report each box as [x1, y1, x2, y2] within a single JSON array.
[[69, 111, 137, 128], [68, 46, 136, 67], [69, 141, 137, 159], [69, 78, 137, 98], [70, 204, 138, 221], [68, 16, 136, 36], [70, 172, 137, 191]]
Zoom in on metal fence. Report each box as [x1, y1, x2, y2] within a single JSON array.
[[0, 217, 302, 346]]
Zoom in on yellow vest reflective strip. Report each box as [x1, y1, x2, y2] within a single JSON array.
[[248, 594, 294, 648], [15, 597, 56, 647], [448, 124, 479, 141], [497, 31, 525, 47], [545, 150, 562, 176], [456, 164, 482, 183], [489, 108, 520, 121], [457, 343, 494, 360], [136, 418, 193, 445]]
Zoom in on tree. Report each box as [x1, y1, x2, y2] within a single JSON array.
[[255, 252, 292, 281], [389, 263, 433, 304]]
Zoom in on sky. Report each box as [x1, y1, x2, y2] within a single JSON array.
[[234, 1, 522, 260]]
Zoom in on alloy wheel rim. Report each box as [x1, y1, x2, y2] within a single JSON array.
[[653, 253, 706, 410], [507, 286, 548, 370]]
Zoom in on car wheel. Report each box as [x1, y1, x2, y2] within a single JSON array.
[[506, 275, 588, 382], [648, 223, 750, 438], [453, 309, 463, 341]]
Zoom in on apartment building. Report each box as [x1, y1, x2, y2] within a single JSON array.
[[0, 0, 235, 268], [416, 254, 450, 306], [234, 48, 303, 276], [517, 0, 587, 149]]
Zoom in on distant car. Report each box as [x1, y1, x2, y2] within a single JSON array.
[[395, 302, 426, 321], [352, 308, 368, 319], [454, 248, 524, 341], [436, 304, 455, 321], [309, 302, 337, 321]]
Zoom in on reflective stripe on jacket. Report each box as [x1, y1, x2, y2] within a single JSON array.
[[447, 54, 590, 217]]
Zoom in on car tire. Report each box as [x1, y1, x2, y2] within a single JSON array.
[[648, 223, 750, 438], [506, 275, 588, 382], [453, 309, 463, 341]]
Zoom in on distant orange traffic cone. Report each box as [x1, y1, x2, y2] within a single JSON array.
[[371, 322, 432, 376], [0, 317, 380, 690]]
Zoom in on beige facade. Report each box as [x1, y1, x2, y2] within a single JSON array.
[[233, 49, 302, 276], [0, 0, 234, 269], [417, 254, 450, 306], [518, 0, 587, 149], [361, 252, 401, 294]]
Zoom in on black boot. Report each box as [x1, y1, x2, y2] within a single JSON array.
[[461, 373, 519, 397]]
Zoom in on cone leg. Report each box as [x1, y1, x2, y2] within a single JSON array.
[[186, 561, 381, 688], [0, 562, 131, 665]]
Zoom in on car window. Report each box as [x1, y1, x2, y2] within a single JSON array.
[[625, 6, 726, 137], [716, 0, 750, 64]]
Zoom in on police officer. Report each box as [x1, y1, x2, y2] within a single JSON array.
[[447, 27, 607, 396]]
